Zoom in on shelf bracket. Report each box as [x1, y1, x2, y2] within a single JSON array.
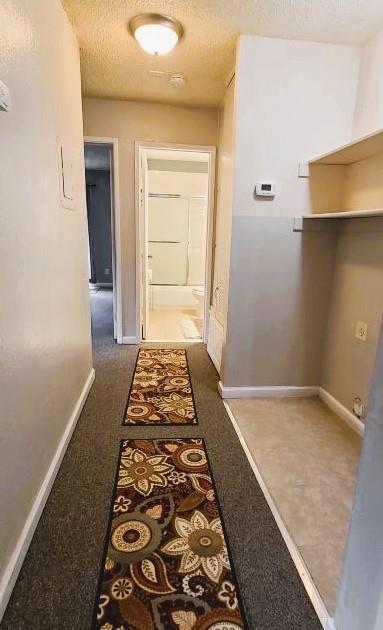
[[293, 217, 339, 232]]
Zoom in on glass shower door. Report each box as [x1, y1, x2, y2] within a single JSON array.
[[148, 195, 189, 285]]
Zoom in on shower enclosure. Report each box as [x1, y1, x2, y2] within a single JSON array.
[[148, 193, 207, 290]]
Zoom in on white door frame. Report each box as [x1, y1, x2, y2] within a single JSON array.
[[135, 140, 216, 343], [84, 136, 123, 344]]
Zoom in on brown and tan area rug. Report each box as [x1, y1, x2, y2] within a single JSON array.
[[123, 349, 197, 426], [92, 438, 247, 629]]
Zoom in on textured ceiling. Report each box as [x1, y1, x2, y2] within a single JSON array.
[[62, 0, 383, 108]]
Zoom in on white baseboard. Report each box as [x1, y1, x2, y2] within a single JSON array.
[[218, 382, 319, 399], [121, 336, 139, 345], [223, 399, 331, 629], [0, 368, 95, 622], [319, 388, 364, 437]]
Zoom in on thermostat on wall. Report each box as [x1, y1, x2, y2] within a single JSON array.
[[255, 182, 276, 197]]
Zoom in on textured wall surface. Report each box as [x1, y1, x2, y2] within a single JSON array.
[[62, 0, 383, 107], [0, 0, 92, 603]]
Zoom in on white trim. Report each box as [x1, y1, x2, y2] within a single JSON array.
[[84, 136, 123, 344], [218, 383, 319, 399], [0, 368, 95, 622], [222, 399, 332, 629], [203, 149, 216, 344], [135, 141, 216, 344], [319, 388, 365, 437], [122, 336, 139, 345], [208, 345, 221, 374], [206, 310, 223, 374]]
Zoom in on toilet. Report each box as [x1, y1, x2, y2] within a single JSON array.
[[192, 287, 204, 318]]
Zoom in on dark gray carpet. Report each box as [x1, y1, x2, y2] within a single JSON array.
[[1, 290, 321, 629]]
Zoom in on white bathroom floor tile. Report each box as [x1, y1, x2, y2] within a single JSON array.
[[147, 308, 202, 341]]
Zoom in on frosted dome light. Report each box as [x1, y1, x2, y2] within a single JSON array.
[[129, 14, 183, 56]]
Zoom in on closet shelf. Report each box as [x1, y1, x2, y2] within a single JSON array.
[[309, 128, 383, 166], [300, 209, 383, 219]]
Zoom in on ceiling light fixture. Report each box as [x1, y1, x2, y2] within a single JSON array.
[[129, 13, 183, 56]]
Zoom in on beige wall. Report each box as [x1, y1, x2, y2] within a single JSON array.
[[0, 0, 92, 613], [82, 98, 219, 338], [320, 219, 383, 416]]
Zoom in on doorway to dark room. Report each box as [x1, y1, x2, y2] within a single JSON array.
[[84, 141, 116, 343]]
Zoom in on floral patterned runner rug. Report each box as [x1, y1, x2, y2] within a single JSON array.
[[123, 349, 198, 426], [92, 438, 247, 629]]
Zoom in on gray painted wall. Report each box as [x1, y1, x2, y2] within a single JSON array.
[[222, 217, 338, 387], [86, 169, 113, 285]]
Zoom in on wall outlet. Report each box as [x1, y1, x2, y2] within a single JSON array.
[[104, 268, 110, 275], [355, 320, 368, 342]]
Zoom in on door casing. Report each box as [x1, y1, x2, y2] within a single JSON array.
[[135, 141, 216, 343], [84, 136, 123, 343]]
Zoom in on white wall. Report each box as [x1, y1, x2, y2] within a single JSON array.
[[233, 35, 360, 218], [353, 26, 383, 138], [0, 0, 92, 616], [221, 35, 361, 387]]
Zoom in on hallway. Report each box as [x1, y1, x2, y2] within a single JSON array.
[[2, 298, 320, 628]]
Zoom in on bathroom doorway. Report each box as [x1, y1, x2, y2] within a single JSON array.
[[136, 143, 215, 342]]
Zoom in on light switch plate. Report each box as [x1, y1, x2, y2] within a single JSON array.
[[0, 79, 11, 112], [298, 161, 310, 178]]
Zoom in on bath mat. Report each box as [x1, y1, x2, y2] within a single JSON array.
[[123, 349, 197, 425], [181, 318, 202, 339], [91, 438, 247, 629]]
